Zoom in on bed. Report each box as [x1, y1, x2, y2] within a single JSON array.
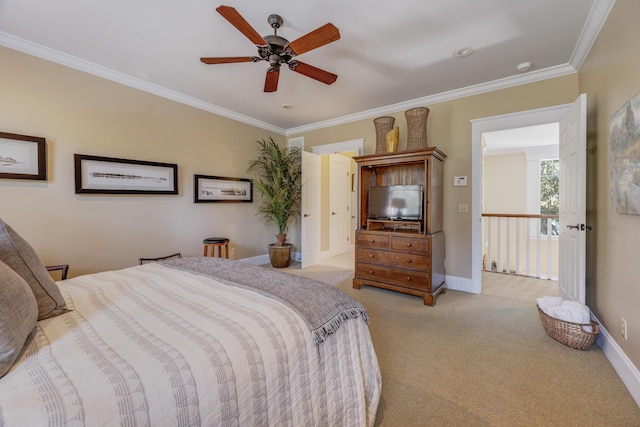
[[0, 220, 381, 426]]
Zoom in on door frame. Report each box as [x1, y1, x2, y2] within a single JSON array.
[[470, 103, 571, 294]]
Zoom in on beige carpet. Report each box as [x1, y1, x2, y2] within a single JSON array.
[[278, 251, 640, 426]]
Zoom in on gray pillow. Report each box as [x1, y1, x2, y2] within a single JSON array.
[[0, 219, 68, 320], [0, 260, 39, 378]]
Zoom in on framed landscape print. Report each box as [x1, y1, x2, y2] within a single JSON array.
[[74, 154, 178, 194], [609, 90, 640, 215], [194, 174, 253, 203], [0, 132, 47, 180]]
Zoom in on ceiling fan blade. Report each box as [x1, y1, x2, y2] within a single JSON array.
[[290, 61, 337, 85], [264, 69, 280, 92], [287, 23, 340, 56], [216, 5, 267, 46], [200, 56, 255, 64]]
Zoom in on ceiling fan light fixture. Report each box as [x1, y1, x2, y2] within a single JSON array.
[[453, 46, 476, 58]]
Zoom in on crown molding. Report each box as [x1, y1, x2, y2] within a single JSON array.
[[0, 32, 286, 136], [3, 0, 612, 138], [570, 0, 616, 70], [285, 64, 577, 135]]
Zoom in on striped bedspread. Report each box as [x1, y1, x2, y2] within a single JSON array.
[[0, 262, 381, 426]]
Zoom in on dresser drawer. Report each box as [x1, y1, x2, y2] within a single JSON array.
[[356, 262, 431, 291], [390, 236, 431, 253], [356, 233, 389, 249], [357, 248, 431, 270]]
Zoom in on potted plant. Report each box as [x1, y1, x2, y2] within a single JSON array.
[[247, 137, 302, 267]]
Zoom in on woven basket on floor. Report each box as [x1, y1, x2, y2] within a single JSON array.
[[537, 305, 599, 350]]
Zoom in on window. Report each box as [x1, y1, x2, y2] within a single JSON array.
[[540, 159, 559, 236], [524, 144, 559, 237]]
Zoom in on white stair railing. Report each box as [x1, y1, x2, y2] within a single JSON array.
[[482, 214, 558, 280]]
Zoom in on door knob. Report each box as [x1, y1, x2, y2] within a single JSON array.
[[303, 214, 310, 217], [331, 212, 337, 215]]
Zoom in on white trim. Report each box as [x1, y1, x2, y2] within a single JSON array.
[[1, 31, 579, 137], [287, 64, 577, 135], [0, 32, 286, 136], [471, 104, 570, 294], [1, 1, 613, 136], [569, 0, 616, 71], [592, 314, 640, 407], [444, 275, 475, 294], [238, 254, 270, 265]]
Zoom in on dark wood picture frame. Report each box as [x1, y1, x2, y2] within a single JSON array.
[[194, 174, 253, 203], [0, 132, 47, 181], [74, 154, 178, 194]]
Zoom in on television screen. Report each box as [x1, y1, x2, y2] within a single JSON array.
[[368, 185, 423, 220]]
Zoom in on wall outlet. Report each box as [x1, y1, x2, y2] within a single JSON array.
[[621, 318, 628, 340], [230, 246, 237, 259], [458, 204, 469, 214]]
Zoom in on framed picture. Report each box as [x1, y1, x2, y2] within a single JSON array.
[[74, 154, 178, 194], [0, 132, 47, 180], [610, 90, 640, 215], [194, 174, 253, 203]]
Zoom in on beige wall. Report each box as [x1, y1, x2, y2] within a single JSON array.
[[0, 47, 283, 275], [484, 153, 526, 213], [579, 0, 640, 369], [291, 75, 579, 279]]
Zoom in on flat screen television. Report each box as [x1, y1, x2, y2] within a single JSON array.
[[368, 185, 423, 220]]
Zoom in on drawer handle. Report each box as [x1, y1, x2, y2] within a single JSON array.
[[406, 242, 412, 247], [369, 254, 375, 259], [406, 259, 412, 264], [369, 270, 375, 275], [406, 276, 412, 281], [369, 239, 375, 243]]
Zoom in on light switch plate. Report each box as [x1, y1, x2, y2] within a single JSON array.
[[453, 176, 468, 186]]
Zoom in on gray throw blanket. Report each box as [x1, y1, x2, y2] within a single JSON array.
[[162, 257, 367, 345]]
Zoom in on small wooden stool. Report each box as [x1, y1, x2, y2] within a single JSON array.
[[203, 237, 230, 258]]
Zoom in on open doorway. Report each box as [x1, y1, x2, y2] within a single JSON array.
[[471, 104, 571, 294], [482, 123, 560, 283], [297, 138, 363, 267]]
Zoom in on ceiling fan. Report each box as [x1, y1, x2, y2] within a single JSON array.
[[200, 5, 340, 92]]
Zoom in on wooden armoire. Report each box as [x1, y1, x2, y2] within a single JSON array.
[[353, 148, 446, 306]]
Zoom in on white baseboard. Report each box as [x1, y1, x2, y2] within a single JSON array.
[[592, 314, 640, 407], [445, 275, 478, 294], [447, 276, 639, 406], [239, 254, 269, 265]]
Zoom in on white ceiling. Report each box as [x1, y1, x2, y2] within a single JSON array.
[[0, 0, 613, 134], [483, 123, 559, 156]]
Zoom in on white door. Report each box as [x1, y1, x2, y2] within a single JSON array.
[[329, 153, 351, 256], [558, 94, 587, 304], [301, 151, 321, 268]]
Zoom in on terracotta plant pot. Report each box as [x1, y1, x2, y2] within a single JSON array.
[[268, 243, 292, 268]]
